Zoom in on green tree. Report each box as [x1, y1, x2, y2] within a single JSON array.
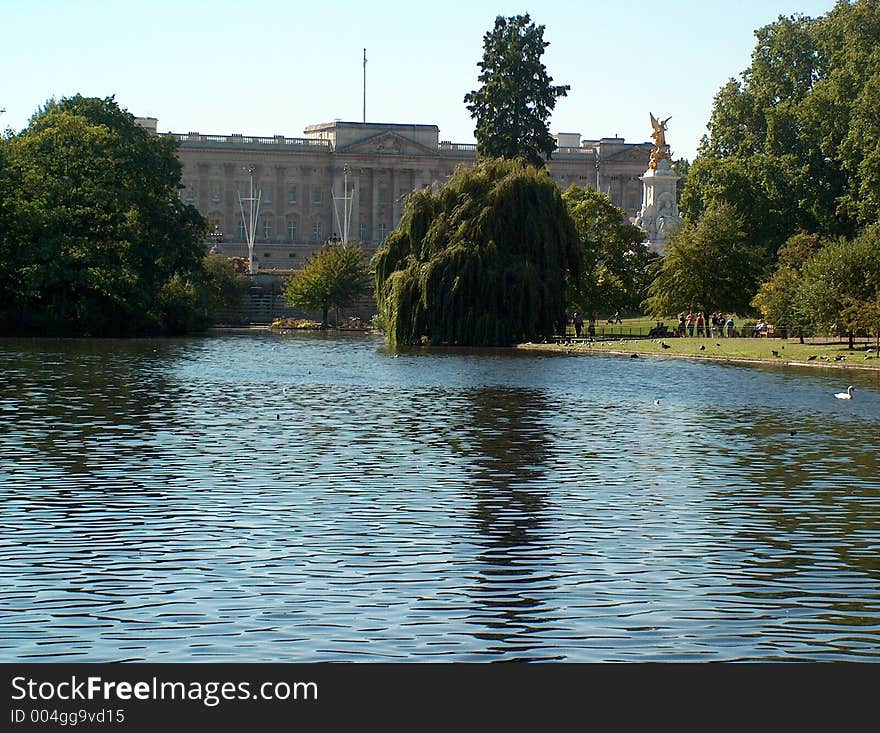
[[0, 95, 207, 335], [0, 132, 23, 322], [672, 157, 690, 206], [283, 242, 371, 328], [679, 152, 801, 258], [841, 293, 880, 354], [751, 233, 820, 339], [203, 253, 249, 323], [463, 14, 569, 167], [644, 202, 761, 317], [682, 1, 880, 255], [796, 224, 880, 345], [562, 186, 648, 319], [373, 158, 580, 347]]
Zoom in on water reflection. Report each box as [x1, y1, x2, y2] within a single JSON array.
[[1, 335, 879, 661], [0, 339, 186, 481], [452, 386, 560, 660], [697, 404, 880, 659]]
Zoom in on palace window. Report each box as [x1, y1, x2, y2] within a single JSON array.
[[312, 188, 322, 205], [378, 224, 387, 241], [288, 220, 297, 241], [313, 222, 322, 241], [263, 218, 273, 239], [210, 182, 221, 203], [359, 223, 367, 242], [263, 185, 273, 204], [288, 186, 297, 205]]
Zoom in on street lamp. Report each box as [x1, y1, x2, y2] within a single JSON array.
[[207, 224, 224, 253], [238, 165, 261, 274], [332, 165, 355, 244]]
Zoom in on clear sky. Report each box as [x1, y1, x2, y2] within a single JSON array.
[[4, 0, 839, 162]]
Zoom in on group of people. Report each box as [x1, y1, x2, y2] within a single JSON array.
[[567, 310, 743, 339], [677, 312, 736, 338], [571, 312, 595, 338], [571, 311, 626, 338]]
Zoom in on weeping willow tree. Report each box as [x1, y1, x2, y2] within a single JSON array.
[[373, 158, 580, 347]]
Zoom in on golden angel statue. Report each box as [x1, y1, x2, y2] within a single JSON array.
[[648, 113, 672, 169]]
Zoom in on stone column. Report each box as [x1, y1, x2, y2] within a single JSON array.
[[391, 168, 400, 227], [351, 169, 361, 244], [371, 169, 380, 245]]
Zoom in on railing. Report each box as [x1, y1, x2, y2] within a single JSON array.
[[439, 142, 477, 152], [166, 134, 606, 156], [555, 324, 876, 342], [162, 132, 331, 148]]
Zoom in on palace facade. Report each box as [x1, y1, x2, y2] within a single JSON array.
[[138, 118, 652, 269]]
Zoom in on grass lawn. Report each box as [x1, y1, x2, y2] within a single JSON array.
[[526, 330, 880, 368]]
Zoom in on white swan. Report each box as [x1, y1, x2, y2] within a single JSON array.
[[834, 385, 854, 400]]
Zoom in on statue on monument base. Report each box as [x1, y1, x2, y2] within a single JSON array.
[[648, 113, 672, 170], [634, 112, 680, 254]]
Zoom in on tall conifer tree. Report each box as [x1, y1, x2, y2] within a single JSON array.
[[464, 14, 569, 167]]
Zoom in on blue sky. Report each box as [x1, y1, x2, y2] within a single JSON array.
[[4, 0, 838, 161]]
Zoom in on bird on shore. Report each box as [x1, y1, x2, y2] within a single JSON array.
[[834, 385, 854, 400], [699, 345, 706, 351], [771, 350, 779, 357], [661, 342, 671, 350], [630, 353, 639, 358], [807, 355, 818, 361], [834, 354, 846, 361]]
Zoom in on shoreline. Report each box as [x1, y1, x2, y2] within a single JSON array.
[[516, 342, 880, 372]]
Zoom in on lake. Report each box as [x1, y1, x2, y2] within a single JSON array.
[[1, 332, 879, 661]]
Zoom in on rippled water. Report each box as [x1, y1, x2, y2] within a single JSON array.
[[1, 332, 879, 662]]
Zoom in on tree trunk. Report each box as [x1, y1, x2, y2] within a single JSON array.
[[321, 304, 329, 329], [848, 329, 854, 350]]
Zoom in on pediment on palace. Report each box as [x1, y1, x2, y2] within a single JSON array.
[[339, 132, 437, 157], [605, 147, 652, 164]]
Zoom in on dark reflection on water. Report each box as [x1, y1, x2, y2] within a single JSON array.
[[454, 387, 560, 661], [0, 334, 879, 661]]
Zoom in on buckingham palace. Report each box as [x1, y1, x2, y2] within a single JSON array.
[[137, 117, 653, 269]]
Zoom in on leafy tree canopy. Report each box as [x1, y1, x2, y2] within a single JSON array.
[[796, 223, 880, 335], [283, 242, 371, 327], [644, 202, 762, 317], [751, 233, 821, 328], [203, 253, 249, 322], [683, 0, 880, 253], [562, 186, 649, 318], [373, 158, 580, 347], [0, 94, 207, 335], [463, 14, 569, 167]]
